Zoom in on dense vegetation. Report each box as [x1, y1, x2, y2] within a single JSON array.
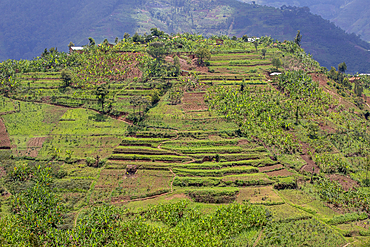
[[1, 30, 370, 246]]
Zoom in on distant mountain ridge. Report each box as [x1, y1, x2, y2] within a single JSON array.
[[242, 0, 370, 42], [0, 0, 370, 73]]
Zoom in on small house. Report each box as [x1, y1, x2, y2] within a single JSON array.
[[69, 46, 84, 54], [216, 39, 224, 45]]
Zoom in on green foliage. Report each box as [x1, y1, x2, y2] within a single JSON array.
[[315, 177, 370, 213], [272, 57, 282, 70], [195, 47, 211, 65], [11, 165, 64, 237], [60, 69, 73, 87], [256, 219, 345, 247], [294, 30, 302, 47], [327, 212, 368, 225]]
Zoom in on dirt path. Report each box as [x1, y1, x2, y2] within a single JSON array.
[[0, 117, 11, 149], [169, 168, 176, 193], [253, 230, 264, 247]]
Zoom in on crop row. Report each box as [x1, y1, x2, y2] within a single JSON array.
[[173, 166, 259, 177], [174, 158, 277, 169], [109, 153, 192, 162]]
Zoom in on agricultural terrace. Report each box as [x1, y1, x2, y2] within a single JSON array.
[[0, 31, 370, 246]]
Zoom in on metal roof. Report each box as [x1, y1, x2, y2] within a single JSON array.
[[71, 46, 84, 50]]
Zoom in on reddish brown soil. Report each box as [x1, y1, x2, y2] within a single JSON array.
[[182, 92, 208, 112], [328, 174, 359, 191], [318, 121, 336, 134], [165, 193, 189, 200], [266, 169, 294, 177], [300, 155, 320, 174], [310, 73, 328, 87], [258, 164, 284, 172], [0, 118, 11, 149], [237, 139, 250, 146], [17, 148, 41, 158], [166, 55, 209, 74], [298, 140, 320, 174], [0, 166, 6, 179], [27, 137, 47, 147]]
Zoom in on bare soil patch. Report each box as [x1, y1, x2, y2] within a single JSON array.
[[0, 166, 6, 179], [318, 121, 336, 134], [258, 164, 284, 172], [165, 193, 188, 200], [300, 154, 320, 174], [17, 148, 41, 158], [328, 174, 359, 191], [182, 92, 208, 112], [0, 118, 11, 149], [266, 168, 294, 177], [27, 137, 47, 147]]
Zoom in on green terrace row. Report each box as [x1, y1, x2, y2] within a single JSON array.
[[174, 173, 274, 187], [113, 146, 178, 155], [173, 166, 259, 177], [209, 60, 271, 66], [18, 72, 61, 78], [109, 152, 268, 163], [161, 138, 246, 147], [161, 146, 266, 154], [198, 75, 264, 80], [105, 161, 170, 170], [174, 158, 277, 169], [185, 187, 240, 203], [120, 137, 168, 147], [109, 153, 192, 162], [135, 129, 240, 138], [200, 80, 267, 85]]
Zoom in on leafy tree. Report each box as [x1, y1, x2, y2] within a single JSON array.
[[195, 47, 211, 65], [49, 47, 58, 54], [124, 33, 130, 39], [242, 35, 248, 42], [68, 42, 74, 48], [41, 48, 49, 57], [11, 165, 64, 237], [60, 69, 73, 87], [151, 28, 165, 37], [173, 55, 181, 76], [272, 57, 282, 70], [294, 30, 302, 47], [95, 84, 108, 113], [151, 89, 161, 105], [261, 48, 266, 59], [253, 41, 258, 51], [338, 62, 347, 73], [132, 32, 143, 43], [114, 37, 119, 44], [231, 36, 237, 41], [88, 37, 96, 46], [147, 42, 169, 64], [354, 81, 363, 97], [329, 66, 338, 80]]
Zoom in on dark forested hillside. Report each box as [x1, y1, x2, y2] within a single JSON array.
[[0, 0, 370, 72], [241, 0, 370, 42]]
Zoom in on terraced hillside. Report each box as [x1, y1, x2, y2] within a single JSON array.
[[1, 34, 370, 246]]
